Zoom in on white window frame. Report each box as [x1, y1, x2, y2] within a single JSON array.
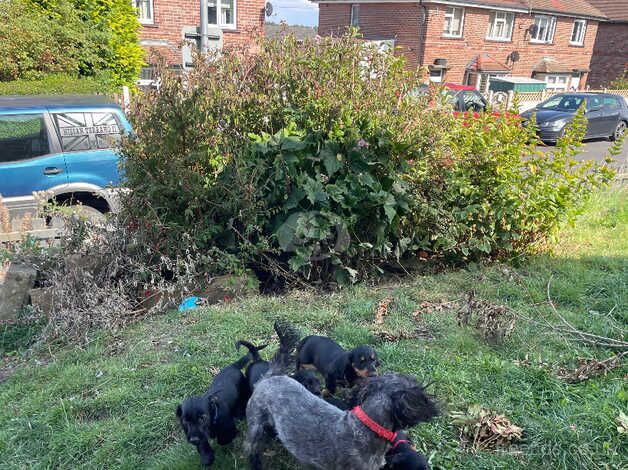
[[351, 4, 359, 27], [429, 69, 444, 83], [544, 74, 569, 91], [486, 11, 515, 42], [132, 0, 154, 25], [208, 0, 237, 30], [530, 15, 556, 44], [570, 19, 587, 45], [443, 7, 464, 38]]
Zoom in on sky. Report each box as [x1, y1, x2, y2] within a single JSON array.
[[267, 0, 319, 27]]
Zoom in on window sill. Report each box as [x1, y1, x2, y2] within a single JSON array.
[[529, 40, 554, 45], [442, 34, 463, 39], [569, 42, 584, 47], [485, 37, 512, 42], [140, 22, 158, 28]]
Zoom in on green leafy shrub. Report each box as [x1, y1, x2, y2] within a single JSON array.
[[0, 0, 142, 88], [121, 35, 615, 286], [0, 0, 100, 81], [608, 68, 628, 90]]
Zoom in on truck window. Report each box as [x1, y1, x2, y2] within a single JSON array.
[[54, 112, 122, 152], [0, 114, 50, 163]]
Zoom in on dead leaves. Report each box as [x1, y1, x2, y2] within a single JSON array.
[[374, 296, 393, 325], [451, 404, 523, 451], [457, 292, 516, 344], [557, 351, 627, 383]]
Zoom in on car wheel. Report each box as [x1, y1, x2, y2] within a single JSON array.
[[47, 204, 106, 229], [611, 121, 626, 141]]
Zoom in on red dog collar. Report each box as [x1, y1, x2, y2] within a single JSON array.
[[351, 406, 398, 443], [389, 439, 412, 451]]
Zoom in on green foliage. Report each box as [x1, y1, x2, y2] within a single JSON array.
[[0, 0, 101, 81], [0, 0, 142, 87], [608, 68, 628, 89], [0, 73, 110, 95], [406, 104, 615, 259], [122, 35, 615, 285]]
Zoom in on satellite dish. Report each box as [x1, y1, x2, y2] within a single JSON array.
[[265, 2, 273, 16], [510, 51, 520, 62]]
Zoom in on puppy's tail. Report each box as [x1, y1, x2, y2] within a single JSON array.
[[235, 340, 268, 363], [231, 353, 253, 370], [267, 320, 301, 376]]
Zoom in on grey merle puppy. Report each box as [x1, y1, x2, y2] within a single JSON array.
[[245, 371, 438, 470]]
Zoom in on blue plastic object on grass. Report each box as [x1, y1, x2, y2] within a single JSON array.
[[178, 296, 201, 313]]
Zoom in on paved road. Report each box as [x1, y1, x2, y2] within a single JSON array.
[[540, 138, 627, 174]]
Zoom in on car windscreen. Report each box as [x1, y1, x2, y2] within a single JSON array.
[[539, 96, 585, 112]]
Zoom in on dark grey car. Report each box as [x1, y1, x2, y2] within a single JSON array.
[[521, 93, 628, 143]]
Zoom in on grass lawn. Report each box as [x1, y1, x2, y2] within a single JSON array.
[[0, 188, 626, 469]]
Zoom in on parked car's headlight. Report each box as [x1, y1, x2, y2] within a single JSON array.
[[540, 119, 567, 130]]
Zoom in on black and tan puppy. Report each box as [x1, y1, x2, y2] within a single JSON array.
[[235, 340, 268, 391], [176, 354, 250, 467], [296, 335, 379, 394], [384, 432, 429, 470]]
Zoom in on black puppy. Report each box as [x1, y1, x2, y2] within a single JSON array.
[[296, 335, 379, 394], [290, 369, 324, 396], [235, 340, 268, 390], [384, 432, 429, 470], [176, 354, 250, 467]]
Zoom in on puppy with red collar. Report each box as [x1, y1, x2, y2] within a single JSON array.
[[384, 431, 429, 470]]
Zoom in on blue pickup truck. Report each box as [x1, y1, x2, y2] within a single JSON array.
[[0, 95, 131, 220]]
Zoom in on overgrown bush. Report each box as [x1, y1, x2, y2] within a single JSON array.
[[122, 34, 615, 286]]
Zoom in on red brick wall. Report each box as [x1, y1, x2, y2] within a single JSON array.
[[318, 3, 425, 69], [588, 23, 628, 88], [318, 3, 598, 88], [140, 0, 265, 65]]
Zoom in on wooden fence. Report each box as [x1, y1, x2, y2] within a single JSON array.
[[488, 88, 628, 111]]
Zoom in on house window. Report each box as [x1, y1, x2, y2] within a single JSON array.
[[545, 74, 569, 91], [132, 0, 154, 24], [429, 69, 443, 83], [530, 15, 556, 43], [571, 19, 587, 45], [487, 11, 515, 41], [351, 4, 359, 27], [208, 0, 236, 28], [443, 7, 464, 38]]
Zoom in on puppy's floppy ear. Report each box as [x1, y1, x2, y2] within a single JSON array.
[[176, 404, 182, 418], [391, 386, 439, 430]]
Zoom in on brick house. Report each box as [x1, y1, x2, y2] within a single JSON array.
[[132, 0, 265, 69], [586, 0, 628, 88], [315, 0, 607, 92]]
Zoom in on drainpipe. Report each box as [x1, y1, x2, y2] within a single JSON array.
[[200, 0, 209, 54]]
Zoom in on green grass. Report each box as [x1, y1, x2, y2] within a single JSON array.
[[1, 189, 627, 469]]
